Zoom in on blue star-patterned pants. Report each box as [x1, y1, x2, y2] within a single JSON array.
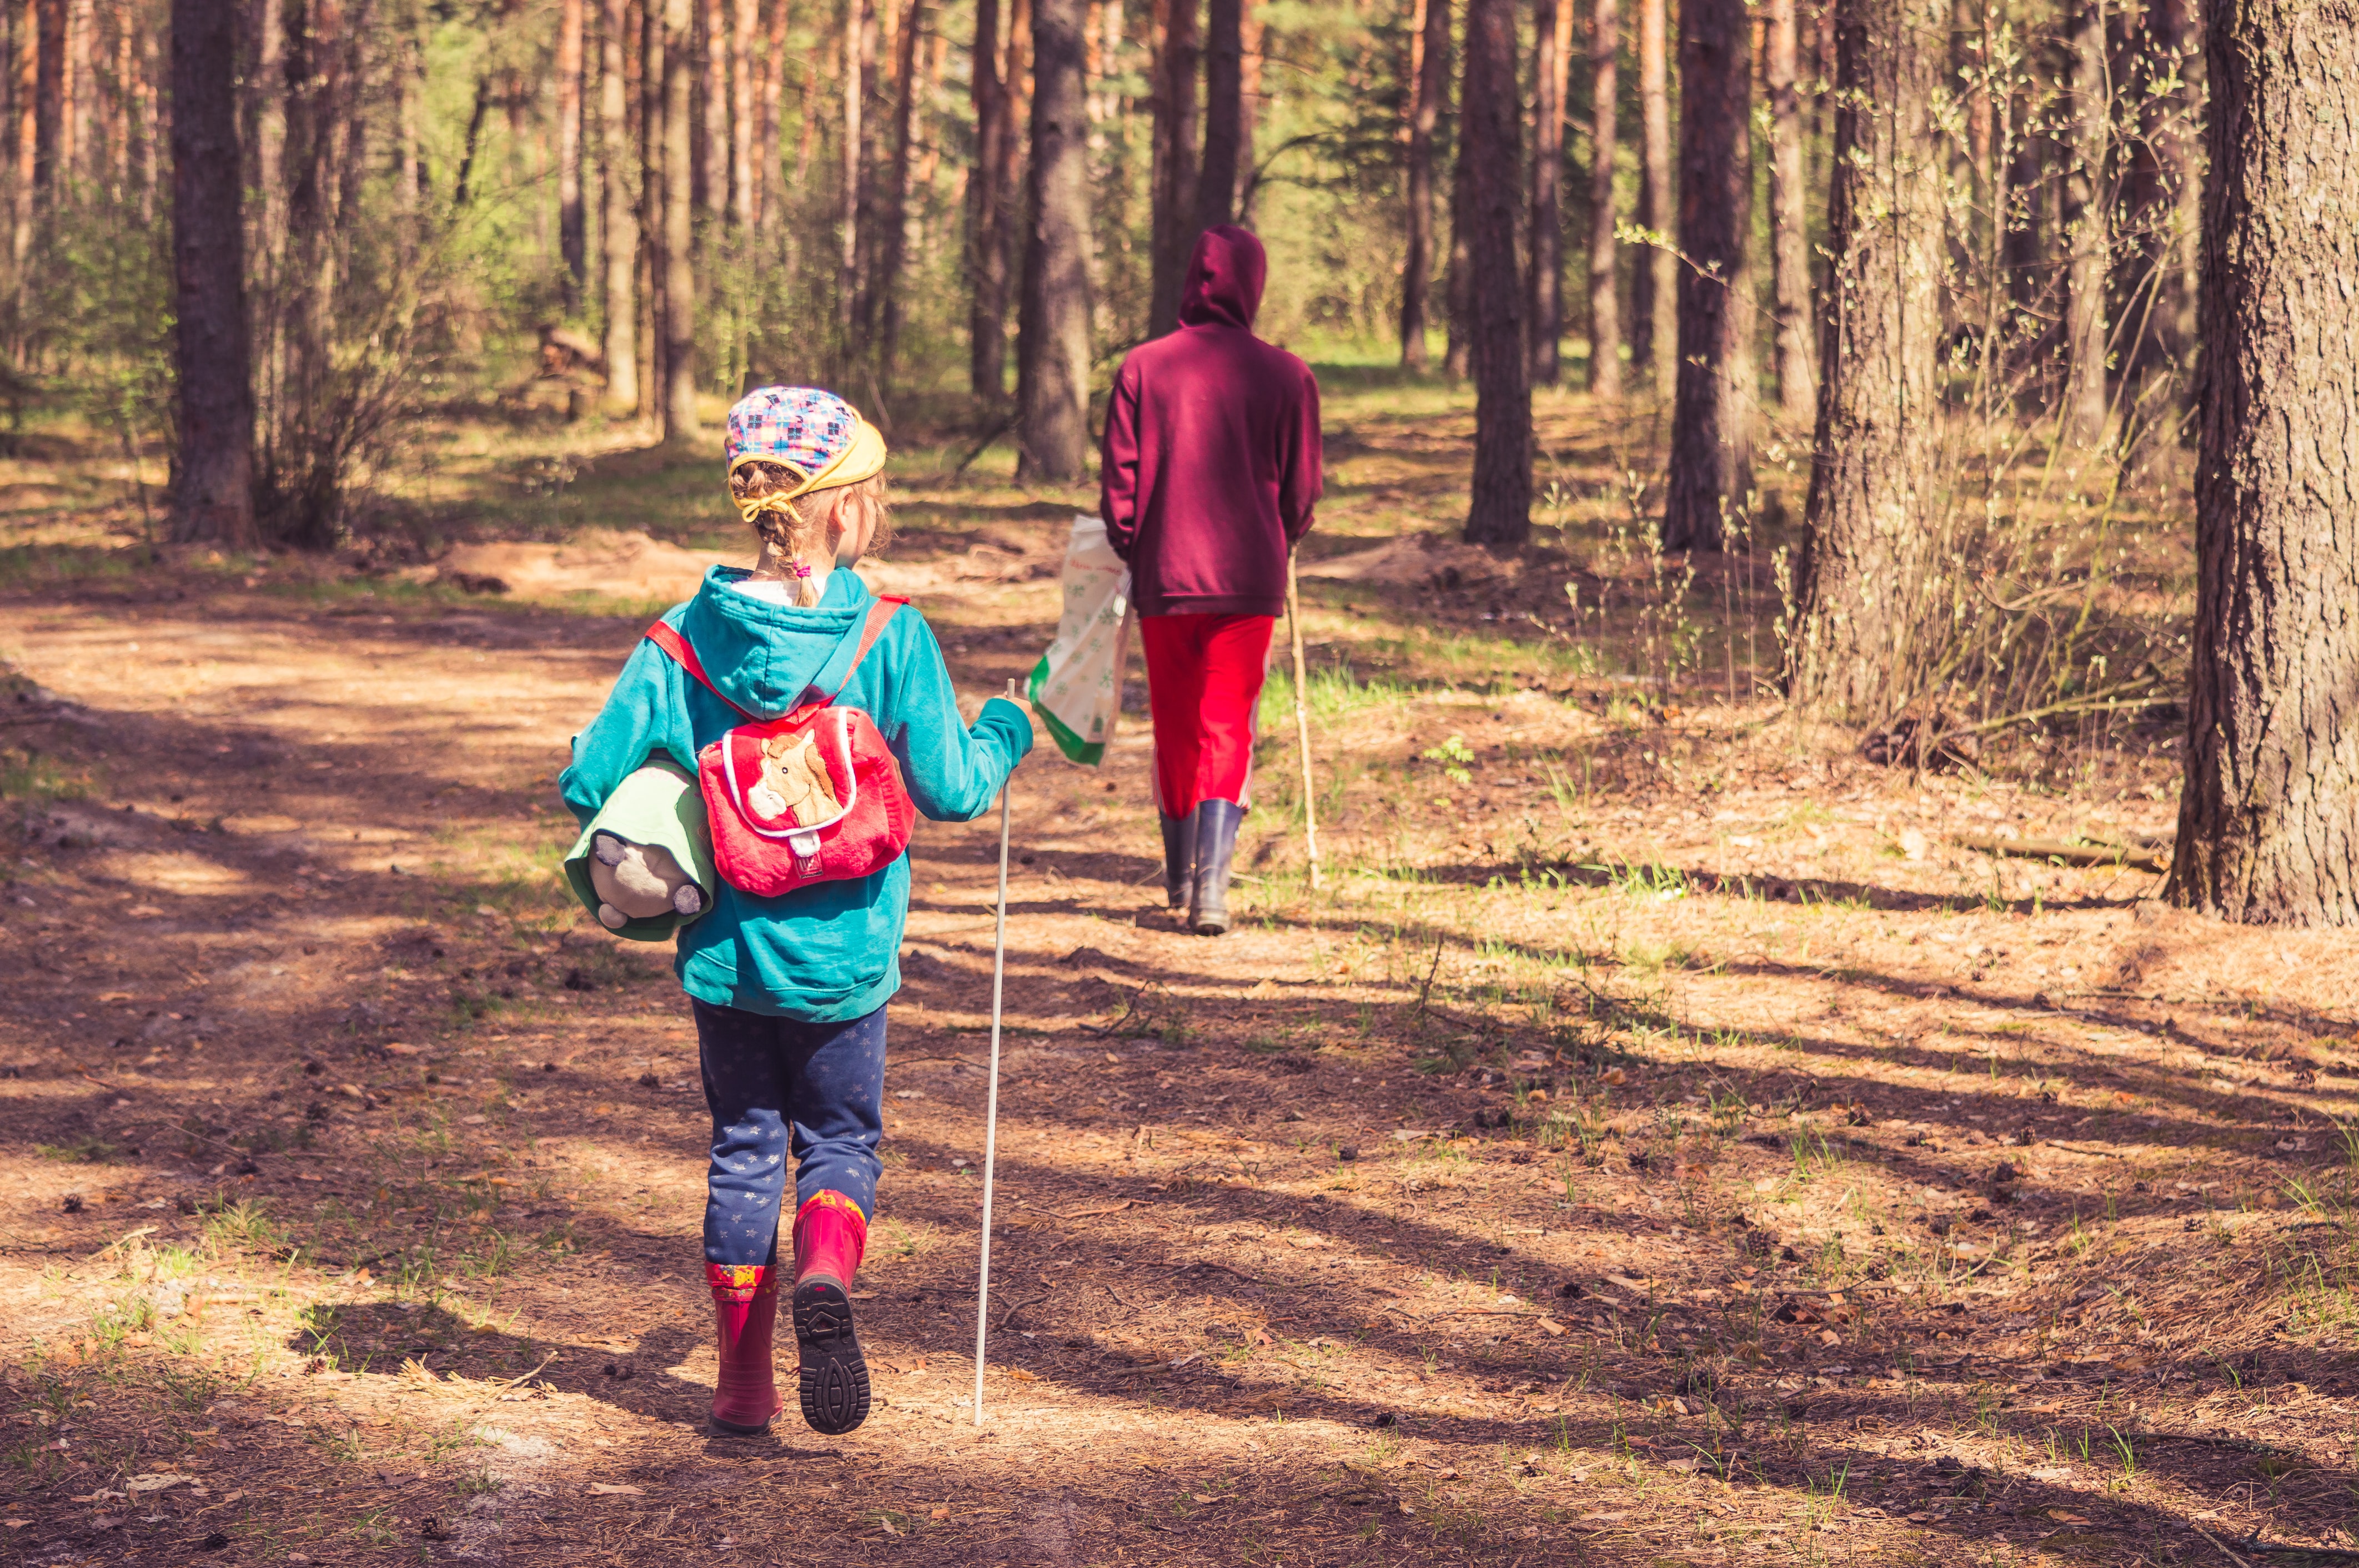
[[692, 999, 887, 1269]]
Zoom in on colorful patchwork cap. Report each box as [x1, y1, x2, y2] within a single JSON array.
[[723, 386, 888, 507]]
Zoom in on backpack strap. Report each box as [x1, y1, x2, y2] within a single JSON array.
[[643, 620, 764, 722], [643, 594, 909, 719], [826, 595, 909, 702]]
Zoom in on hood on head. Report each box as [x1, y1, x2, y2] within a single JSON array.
[[1177, 225, 1267, 330]]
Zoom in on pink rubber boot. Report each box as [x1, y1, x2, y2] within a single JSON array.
[[705, 1263, 782, 1435], [790, 1193, 872, 1435]]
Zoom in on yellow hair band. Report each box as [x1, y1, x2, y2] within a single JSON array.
[[729, 416, 889, 528]]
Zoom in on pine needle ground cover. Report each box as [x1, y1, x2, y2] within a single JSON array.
[[0, 385, 2341, 1567]]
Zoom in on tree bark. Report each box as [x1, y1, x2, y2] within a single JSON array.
[[13, 0, 35, 270], [661, 0, 697, 438], [2166, 0, 2359, 926], [34, 0, 57, 194], [1197, 0, 1239, 230], [1527, 0, 1568, 386], [995, 0, 1029, 351], [169, 0, 255, 547], [1399, 0, 1447, 369], [1764, 0, 1814, 424], [601, 0, 641, 414], [1788, 0, 1945, 721], [2060, 0, 2109, 446], [966, 0, 1007, 396], [559, 0, 587, 310], [1016, 0, 1091, 480], [1444, 109, 1472, 379], [1234, 0, 1262, 217], [1631, 0, 1674, 390], [876, 0, 921, 394], [63, 0, 87, 179], [1459, 0, 1529, 547], [696, 0, 722, 215], [1147, 0, 1196, 335], [838, 0, 864, 339], [1662, 0, 1753, 551], [729, 0, 754, 225], [1584, 0, 1619, 395], [754, 0, 786, 232]]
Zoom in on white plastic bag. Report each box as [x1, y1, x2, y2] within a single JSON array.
[[1027, 515, 1133, 765]]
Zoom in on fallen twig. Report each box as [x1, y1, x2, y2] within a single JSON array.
[[485, 1351, 558, 1391], [2227, 1538, 2359, 1561], [2191, 1524, 2257, 1568], [1953, 833, 2169, 872]]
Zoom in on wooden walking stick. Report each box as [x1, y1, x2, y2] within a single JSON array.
[[1285, 551, 1323, 893], [973, 679, 1018, 1425]]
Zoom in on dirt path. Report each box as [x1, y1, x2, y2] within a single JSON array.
[[8, 488, 2359, 1564]]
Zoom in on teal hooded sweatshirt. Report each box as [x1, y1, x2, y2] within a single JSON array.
[[560, 565, 1033, 1021]]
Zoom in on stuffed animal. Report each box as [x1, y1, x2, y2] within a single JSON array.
[[563, 759, 717, 942], [749, 730, 841, 826], [589, 832, 705, 929]]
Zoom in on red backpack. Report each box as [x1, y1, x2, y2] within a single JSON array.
[[644, 595, 917, 898]]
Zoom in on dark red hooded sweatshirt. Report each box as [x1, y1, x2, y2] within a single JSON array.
[[1099, 225, 1323, 618]]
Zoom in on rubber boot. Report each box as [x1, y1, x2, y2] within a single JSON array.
[[790, 1193, 872, 1435], [705, 1263, 782, 1435], [1188, 800, 1246, 936], [1159, 813, 1197, 909]]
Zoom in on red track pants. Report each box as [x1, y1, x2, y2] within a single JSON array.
[[1140, 613, 1274, 818]]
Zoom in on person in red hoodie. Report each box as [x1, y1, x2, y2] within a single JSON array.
[[1100, 225, 1323, 934]]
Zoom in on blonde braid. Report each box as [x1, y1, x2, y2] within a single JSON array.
[[729, 465, 892, 609]]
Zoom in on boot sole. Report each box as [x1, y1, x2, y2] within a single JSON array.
[[1191, 911, 1231, 935], [793, 1277, 871, 1435]]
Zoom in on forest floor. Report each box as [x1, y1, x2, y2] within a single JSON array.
[[3, 374, 2356, 1568]]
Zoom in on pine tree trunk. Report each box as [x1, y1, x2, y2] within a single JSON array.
[[2060, 0, 2109, 446], [995, 0, 1028, 348], [1764, 0, 1814, 425], [729, 0, 754, 225], [34, 0, 57, 194], [169, 0, 255, 547], [1584, 0, 1619, 396], [1146, 0, 1196, 336], [1632, 0, 1674, 390], [393, 13, 418, 217], [63, 0, 87, 179], [838, 0, 864, 339], [1459, 0, 1529, 548], [1443, 116, 1471, 379], [876, 0, 921, 395], [559, 0, 587, 310], [12, 0, 36, 270], [1789, 0, 1945, 721], [2166, 1, 2359, 926], [1399, 0, 1447, 369], [1197, 0, 1238, 230], [1662, 0, 1753, 552], [638, 0, 661, 412], [1016, 0, 1091, 480], [696, 0, 721, 215], [601, 0, 641, 414], [661, 0, 697, 438], [754, 0, 785, 232], [1527, 0, 1566, 386], [966, 0, 1007, 397], [1234, 0, 1262, 216]]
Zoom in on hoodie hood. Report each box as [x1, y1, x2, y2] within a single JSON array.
[[674, 565, 877, 717], [1176, 224, 1267, 330]]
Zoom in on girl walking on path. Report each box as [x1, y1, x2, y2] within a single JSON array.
[[560, 388, 1033, 1436], [1099, 225, 1324, 934]]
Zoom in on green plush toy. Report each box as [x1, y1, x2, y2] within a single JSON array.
[[563, 760, 717, 942]]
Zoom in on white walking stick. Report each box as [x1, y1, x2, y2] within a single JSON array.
[[973, 679, 1018, 1426]]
